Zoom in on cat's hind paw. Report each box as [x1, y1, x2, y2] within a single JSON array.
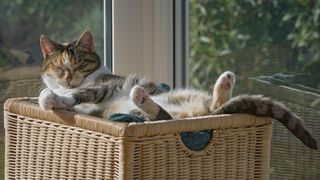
[[130, 86, 149, 106], [211, 71, 236, 110], [215, 71, 235, 91]]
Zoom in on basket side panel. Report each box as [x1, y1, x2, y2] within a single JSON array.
[[130, 123, 272, 180], [5, 111, 120, 180]]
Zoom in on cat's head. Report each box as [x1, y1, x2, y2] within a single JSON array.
[[40, 31, 101, 89]]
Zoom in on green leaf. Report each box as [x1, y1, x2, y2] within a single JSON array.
[[282, 14, 293, 21], [199, 36, 211, 43]]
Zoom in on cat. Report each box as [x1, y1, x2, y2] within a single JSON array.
[[38, 30, 317, 150], [39, 30, 168, 116]]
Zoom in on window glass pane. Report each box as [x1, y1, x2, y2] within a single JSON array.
[[104, 0, 113, 69], [189, 1, 319, 179], [0, 0, 111, 177]]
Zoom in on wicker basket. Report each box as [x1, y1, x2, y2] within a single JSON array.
[[4, 97, 273, 180]]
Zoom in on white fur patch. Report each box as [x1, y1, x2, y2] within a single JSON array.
[[42, 74, 60, 90], [130, 86, 159, 119], [130, 86, 145, 104], [39, 88, 75, 110], [64, 59, 72, 70], [73, 103, 102, 114], [39, 88, 56, 110]]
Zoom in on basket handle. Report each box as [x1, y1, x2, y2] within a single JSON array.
[[180, 129, 213, 151]]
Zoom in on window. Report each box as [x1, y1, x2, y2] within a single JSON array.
[[112, 1, 174, 86], [2, 1, 318, 179], [189, 1, 320, 179], [0, 0, 111, 177]]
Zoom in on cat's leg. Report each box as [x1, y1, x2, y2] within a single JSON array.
[[40, 84, 121, 110], [140, 81, 170, 95], [39, 88, 56, 110], [58, 85, 115, 106], [38, 88, 75, 110], [124, 74, 170, 95], [210, 71, 236, 110], [130, 86, 172, 120]]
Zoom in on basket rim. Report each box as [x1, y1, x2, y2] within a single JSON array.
[[4, 97, 272, 137]]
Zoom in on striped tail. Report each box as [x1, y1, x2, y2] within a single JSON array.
[[212, 95, 318, 149]]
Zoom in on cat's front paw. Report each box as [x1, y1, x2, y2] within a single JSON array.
[[39, 89, 57, 110], [39, 89, 75, 110]]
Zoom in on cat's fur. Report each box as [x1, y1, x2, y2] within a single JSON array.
[[105, 71, 235, 121], [39, 31, 318, 149], [39, 31, 167, 116]]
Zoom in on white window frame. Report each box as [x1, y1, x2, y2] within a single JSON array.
[[110, 0, 188, 88], [174, 0, 189, 88], [103, 0, 113, 69]]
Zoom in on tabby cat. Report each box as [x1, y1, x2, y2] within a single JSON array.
[[39, 31, 167, 116], [38, 31, 317, 149]]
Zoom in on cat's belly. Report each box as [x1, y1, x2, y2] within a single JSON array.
[[73, 103, 104, 116], [102, 97, 137, 118], [160, 102, 210, 119], [152, 92, 211, 119]]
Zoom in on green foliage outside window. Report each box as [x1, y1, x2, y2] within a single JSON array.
[[0, 0, 103, 71], [189, 0, 320, 90]]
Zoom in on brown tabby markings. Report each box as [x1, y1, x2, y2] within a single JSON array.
[[40, 33, 101, 89], [255, 100, 268, 115], [42, 46, 100, 77], [212, 95, 318, 149], [271, 106, 286, 119]]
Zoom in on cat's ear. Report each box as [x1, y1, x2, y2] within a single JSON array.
[[77, 30, 95, 52], [40, 35, 57, 58]]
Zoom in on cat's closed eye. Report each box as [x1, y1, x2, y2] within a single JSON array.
[[79, 62, 87, 68], [56, 67, 64, 77]]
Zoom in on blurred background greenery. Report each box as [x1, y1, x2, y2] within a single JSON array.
[[189, 0, 320, 90], [189, 1, 320, 179], [0, 0, 104, 72]]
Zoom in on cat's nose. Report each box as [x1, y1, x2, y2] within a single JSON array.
[[66, 75, 72, 83]]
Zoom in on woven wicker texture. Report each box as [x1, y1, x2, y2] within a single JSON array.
[[4, 98, 272, 180], [242, 78, 320, 180], [0, 66, 42, 179]]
